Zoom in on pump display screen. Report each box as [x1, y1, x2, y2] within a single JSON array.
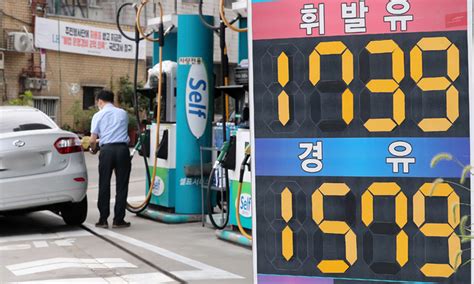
[[250, 0, 472, 283]]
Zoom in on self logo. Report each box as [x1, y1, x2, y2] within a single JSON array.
[[239, 193, 252, 218], [152, 176, 165, 197], [186, 64, 208, 139]]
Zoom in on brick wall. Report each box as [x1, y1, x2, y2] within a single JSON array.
[[42, 16, 147, 127], [1, 0, 36, 102], [45, 0, 241, 64], [1, 0, 244, 126], [1, 1, 146, 127]]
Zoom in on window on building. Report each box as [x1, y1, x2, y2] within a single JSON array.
[[33, 97, 59, 122], [146, 56, 153, 71], [83, 86, 103, 110]]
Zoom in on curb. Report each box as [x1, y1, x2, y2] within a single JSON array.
[[138, 208, 202, 224], [215, 229, 252, 248]]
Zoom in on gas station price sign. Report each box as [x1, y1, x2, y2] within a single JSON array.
[[249, 0, 472, 283]]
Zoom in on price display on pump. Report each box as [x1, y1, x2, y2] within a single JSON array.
[[249, 0, 473, 283]]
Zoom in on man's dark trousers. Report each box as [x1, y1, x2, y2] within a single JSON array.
[[98, 143, 131, 223]]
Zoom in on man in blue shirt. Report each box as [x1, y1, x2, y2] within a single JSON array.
[[89, 90, 131, 228]]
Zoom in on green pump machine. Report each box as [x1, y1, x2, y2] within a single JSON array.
[[226, 3, 252, 242], [199, 0, 253, 246]]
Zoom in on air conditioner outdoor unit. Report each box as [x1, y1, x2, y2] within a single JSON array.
[[8, 32, 34, 53], [0, 52, 4, 70], [24, 78, 35, 90], [33, 78, 42, 90], [40, 79, 48, 87]]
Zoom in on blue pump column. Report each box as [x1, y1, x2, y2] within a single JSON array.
[[153, 32, 177, 64], [238, 19, 248, 63], [175, 15, 214, 214]]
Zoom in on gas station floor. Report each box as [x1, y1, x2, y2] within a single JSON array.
[[0, 152, 253, 283]]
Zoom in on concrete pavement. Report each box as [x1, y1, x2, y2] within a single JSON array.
[[0, 151, 253, 283]]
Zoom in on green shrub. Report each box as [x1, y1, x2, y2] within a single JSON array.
[[67, 100, 98, 133], [8, 91, 33, 106], [117, 76, 147, 111], [61, 123, 73, 132], [128, 112, 138, 129], [431, 153, 473, 271]]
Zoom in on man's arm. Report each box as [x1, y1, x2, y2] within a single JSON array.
[[89, 133, 99, 153], [89, 113, 100, 154]]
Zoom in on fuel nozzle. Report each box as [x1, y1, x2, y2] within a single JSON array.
[[216, 140, 231, 165], [244, 144, 250, 156], [240, 145, 251, 178]]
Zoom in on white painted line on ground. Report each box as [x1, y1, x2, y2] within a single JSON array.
[[172, 270, 244, 281], [84, 223, 243, 281], [111, 196, 144, 204], [7, 258, 137, 276], [53, 238, 75, 247], [120, 272, 175, 283], [0, 230, 90, 244], [91, 196, 145, 204], [14, 272, 176, 283], [0, 244, 30, 251], [32, 241, 48, 248], [16, 212, 243, 281], [0, 239, 76, 251]]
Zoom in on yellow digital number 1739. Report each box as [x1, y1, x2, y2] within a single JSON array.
[[275, 37, 460, 133]]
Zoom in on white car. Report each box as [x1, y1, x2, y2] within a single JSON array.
[[0, 106, 88, 225]]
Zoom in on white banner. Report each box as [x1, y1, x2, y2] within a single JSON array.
[[35, 17, 146, 60]]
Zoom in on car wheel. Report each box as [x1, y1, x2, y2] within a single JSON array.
[[61, 195, 88, 225]]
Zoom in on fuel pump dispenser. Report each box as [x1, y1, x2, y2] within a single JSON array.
[[225, 129, 252, 233], [115, 0, 167, 214], [212, 0, 254, 246], [143, 61, 177, 210], [144, 61, 177, 122], [195, 0, 252, 233], [137, 14, 215, 223], [114, 0, 250, 226]]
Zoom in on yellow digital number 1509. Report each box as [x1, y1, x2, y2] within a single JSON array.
[[280, 183, 461, 278]]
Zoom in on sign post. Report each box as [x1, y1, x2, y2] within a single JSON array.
[[175, 14, 214, 214], [249, 0, 472, 282]]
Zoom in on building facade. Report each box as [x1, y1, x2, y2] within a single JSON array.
[[0, 0, 240, 127]]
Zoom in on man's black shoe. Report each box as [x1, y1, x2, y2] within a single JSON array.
[[113, 220, 131, 228], [95, 220, 108, 228]]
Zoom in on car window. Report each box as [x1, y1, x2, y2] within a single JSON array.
[[0, 110, 57, 134]]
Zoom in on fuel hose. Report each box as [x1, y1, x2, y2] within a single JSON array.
[[236, 145, 251, 240], [116, 1, 165, 213], [207, 141, 232, 229], [126, 0, 166, 213], [219, 0, 248, 33], [214, 0, 250, 232], [198, 0, 236, 229]]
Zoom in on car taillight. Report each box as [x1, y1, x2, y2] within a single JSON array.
[[54, 137, 83, 154]]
